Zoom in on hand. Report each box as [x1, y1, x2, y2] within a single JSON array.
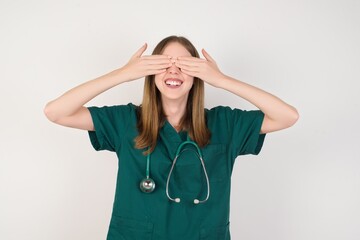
[[174, 49, 226, 88], [120, 43, 172, 82]]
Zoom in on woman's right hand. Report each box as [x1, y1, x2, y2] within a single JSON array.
[[44, 43, 171, 130], [120, 43, 172, 82]]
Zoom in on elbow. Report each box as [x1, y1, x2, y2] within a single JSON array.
[[262, 106, 299, 134], [286, 106, 299, 128], [262, 107, 299, 134], [43, 102, 59, 123]]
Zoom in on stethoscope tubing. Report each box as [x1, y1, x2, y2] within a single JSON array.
[[166, 146, 210, 204], [140, 140, 210, 204]]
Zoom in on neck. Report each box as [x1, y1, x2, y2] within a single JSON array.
[[162, 97, 188, 131]]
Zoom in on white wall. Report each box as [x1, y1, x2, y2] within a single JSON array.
[[1, 0, 359, 239]]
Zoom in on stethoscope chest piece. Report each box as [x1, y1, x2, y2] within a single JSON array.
[[140, 177, 155, 193], [140, 150, 156, 193]]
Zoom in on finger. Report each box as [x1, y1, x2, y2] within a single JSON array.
[[177, 56, 205, 62], [177, 65, 200, 75], [175, 58, 205, 69], [143, 58, 172, 69], [146, 68, 167, 76], [175, 60, 199, 69], [202, 49, 215, 62], [142, 54, 172, 60], [147, 60, 172, 66], [132, 43, 147, 58], [179, 68, 198, 77], [143, 59, 172, 66], [147, 62, 172, 70], [175, 61, 200, 71]]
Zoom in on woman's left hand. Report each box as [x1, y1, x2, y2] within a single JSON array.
[[174, 49, 226, 88]]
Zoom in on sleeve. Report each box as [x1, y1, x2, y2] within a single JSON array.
[[228, 107, 266, 158], [87, 104, 134, 152]]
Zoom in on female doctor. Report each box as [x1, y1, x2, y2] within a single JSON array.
[[44, 35, 298, 240]]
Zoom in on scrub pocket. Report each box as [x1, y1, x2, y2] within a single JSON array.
[[201, 144, 227, 182], [168, 144, 227, 194], [107, 215, 153, 240], [199, 222, 230, 240]]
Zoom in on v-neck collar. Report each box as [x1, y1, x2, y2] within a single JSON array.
[[158, 120, 188, 159], [162, 120, 182, 142]]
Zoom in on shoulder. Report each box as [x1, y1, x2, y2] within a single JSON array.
[[205, 106, 235, 132], [206, 105, 263, 118], [88, 103, 138, 115], [205, 105, 264, 128], [87, 103, 140, 126], [205, 105, 242, 120], [206, 105, 233, 115], [88, 102, 138, 111]]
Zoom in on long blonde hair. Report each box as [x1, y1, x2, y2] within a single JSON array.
[[135, 36, 210, 154]]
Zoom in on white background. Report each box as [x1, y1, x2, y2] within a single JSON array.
[[1, 0, 359, 239]]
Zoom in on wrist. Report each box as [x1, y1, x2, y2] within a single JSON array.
[[213, 74, 233, 89], [107, 68, 132, 84]]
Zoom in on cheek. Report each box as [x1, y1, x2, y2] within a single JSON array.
[[154, 73, 165, 87], [181, 72, 194, 83], [184, 75, 194, 85]]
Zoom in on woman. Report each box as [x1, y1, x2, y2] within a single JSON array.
[[44, 36, 298, 239]]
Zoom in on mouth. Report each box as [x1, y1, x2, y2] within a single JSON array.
[[165, 78, 183, 87]]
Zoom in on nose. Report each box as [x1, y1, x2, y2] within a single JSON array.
[[168, 62, 181, 74]]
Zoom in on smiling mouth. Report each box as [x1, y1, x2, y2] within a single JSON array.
[[165, 79, 183, 86]]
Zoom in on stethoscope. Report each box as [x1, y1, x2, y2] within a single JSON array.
[[139, 139, 210, 204]]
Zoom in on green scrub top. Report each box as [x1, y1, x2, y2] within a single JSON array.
[[88, 103, 266, 240]]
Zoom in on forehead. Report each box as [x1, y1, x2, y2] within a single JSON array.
[[162, 42, 191, 57]]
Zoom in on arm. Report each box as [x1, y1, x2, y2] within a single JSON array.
[[208, 76, 299, 134], [44, 44, 172, 130], [175, 49, 299, 134]]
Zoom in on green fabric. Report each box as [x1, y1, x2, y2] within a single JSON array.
[[88, 103, 266, 240]]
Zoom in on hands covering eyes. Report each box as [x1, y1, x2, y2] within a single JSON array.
[[122, 44, 225, 87]]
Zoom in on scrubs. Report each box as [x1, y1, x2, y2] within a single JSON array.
[[88, 103, 266, 240]]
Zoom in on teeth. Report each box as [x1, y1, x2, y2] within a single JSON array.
[[165, 80, 182, 86]]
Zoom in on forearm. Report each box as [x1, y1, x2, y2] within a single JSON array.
[[218, 75, 299, 129], [44, 68, 127, 122]]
